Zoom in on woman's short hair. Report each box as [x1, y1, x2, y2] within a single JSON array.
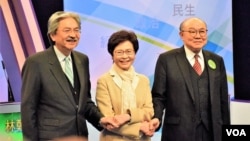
[[107, 30, 139, 56]]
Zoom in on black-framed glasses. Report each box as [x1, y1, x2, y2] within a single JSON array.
[[181, 29, 208, 37], [114, 49, 134, 56]]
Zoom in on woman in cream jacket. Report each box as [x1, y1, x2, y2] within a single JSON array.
[[96, 30, 154, 141]]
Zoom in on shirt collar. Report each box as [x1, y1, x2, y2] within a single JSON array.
[[54, 46, 71, 62], [184, 45, 203, 61]]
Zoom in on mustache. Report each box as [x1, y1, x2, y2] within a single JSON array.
[[66, 36, 77, 41]]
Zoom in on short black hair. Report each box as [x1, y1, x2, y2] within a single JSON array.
[[107, 30, 139, 56]]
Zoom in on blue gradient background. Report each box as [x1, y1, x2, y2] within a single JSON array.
[[64, 0, 232, 140]]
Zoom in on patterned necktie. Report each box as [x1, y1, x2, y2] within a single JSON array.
[[193, 54, 202, 75], [64, 57, 74, 86]]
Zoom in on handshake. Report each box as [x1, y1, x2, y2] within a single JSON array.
[[99, 114, 160, 137]]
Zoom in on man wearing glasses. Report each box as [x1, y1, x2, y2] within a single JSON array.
[[149, 17, 230, 141]]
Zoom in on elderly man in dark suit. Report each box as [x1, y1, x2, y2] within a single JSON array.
[[149, 17, 230, 141], [21, 11, 117, 141]]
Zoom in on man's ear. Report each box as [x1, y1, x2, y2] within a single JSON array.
[[48, 33, 55, 45]]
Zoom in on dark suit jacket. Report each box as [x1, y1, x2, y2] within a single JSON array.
[[21, 47, 103, 141], [152, 47, 230, 141]]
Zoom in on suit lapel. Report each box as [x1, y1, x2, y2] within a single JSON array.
[[176, 48, 195, 102], [109, 69, 123, 110], [73, 52, 86, 109], [47, 47, 76, 107], [203, 51, 215, 102]]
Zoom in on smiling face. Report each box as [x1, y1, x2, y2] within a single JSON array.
[[112, 40, 135, 70], [50, 17, 80, 56], [179, 18, 208, 53]]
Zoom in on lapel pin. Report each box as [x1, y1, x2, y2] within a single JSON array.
[[208, 59, 216, 69]]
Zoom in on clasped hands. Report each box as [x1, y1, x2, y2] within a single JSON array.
[[140, 118, 160, 137], [100, 115, 160, 137]]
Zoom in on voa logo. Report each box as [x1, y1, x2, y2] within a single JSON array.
[[226, 129, 246, 136]]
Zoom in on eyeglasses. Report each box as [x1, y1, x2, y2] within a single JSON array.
[[114, 49, 134, 56], [181, 29, 207, 37], [61, 28, 81, 34]]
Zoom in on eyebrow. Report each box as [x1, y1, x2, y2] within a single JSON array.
[[187, 27, 206, 30], [62, 27, 80, 29]]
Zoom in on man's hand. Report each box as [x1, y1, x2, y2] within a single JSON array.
[[140, 121, 154, 137], [99, 116, 119, 130], [149, 118, 160, 132], [113, 114, 131, 126]]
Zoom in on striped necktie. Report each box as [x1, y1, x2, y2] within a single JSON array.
[[193, 54, 202, 75]]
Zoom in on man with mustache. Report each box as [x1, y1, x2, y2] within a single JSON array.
[[21, 11, 118, 141]]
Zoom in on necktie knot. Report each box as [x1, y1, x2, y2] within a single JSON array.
[[65, 56, 70, 61], [193, 54, 202, 75], [194, 54, 199, 60]]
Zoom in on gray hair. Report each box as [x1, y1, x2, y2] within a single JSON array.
[[47, 11, 81, 36]]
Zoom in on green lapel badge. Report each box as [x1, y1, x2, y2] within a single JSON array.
[[208, 59, 216, 69]]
